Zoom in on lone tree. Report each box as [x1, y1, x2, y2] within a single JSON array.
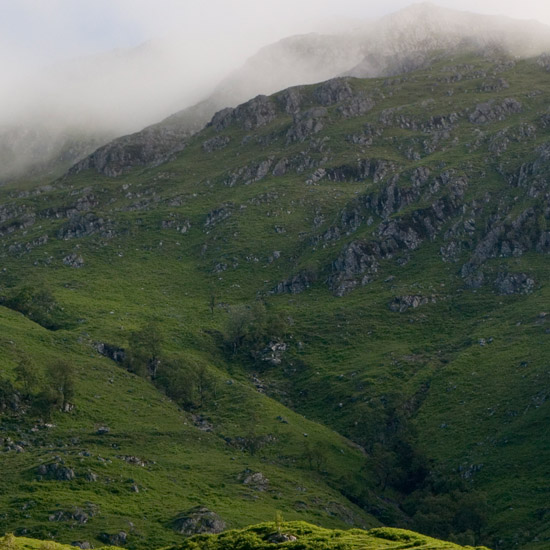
[[14, 356, 40, 396], [126, 321, 163, 378], [46, 360, 75, 411]]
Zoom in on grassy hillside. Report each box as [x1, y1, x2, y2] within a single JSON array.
[[1, 52, 550, 549], [0, 525, 489, 550]]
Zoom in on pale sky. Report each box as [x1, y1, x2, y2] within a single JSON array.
[[3, 0, 550, 72]]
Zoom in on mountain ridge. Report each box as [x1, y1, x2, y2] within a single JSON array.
[[1, 36, 550, 550]]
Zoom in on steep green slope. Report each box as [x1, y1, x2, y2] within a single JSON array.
[[1, 52, 550, 549]]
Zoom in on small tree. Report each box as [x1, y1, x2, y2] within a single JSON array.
[[156, 359, 197, 410], [126, 322, 163, 378], [46, 360, 75, 410], [195, 364, 215, 408], [275, 511, 284, 534], [15, 356, 40, 396]]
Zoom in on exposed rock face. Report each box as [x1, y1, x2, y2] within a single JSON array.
[[338, 95, 375, 118], [172, 507, 225, 535], [224, 158, 274, 187], [277, 87, 303, 114], [68, 126, 188, 178], [328, 241, 380, 296], [204, 205, 233, 228], [460, 207, 541, 286], [469, 98, 522, 124], [210, 95, 277, 131], [326, 172, 467, 295], [495, 272, 535, 295], [58, 213, 114, 240], [313, 78, 353, 105], [286, 108, 327, 143], [273, 271, 315, 295], [324, 160, 371, 182]]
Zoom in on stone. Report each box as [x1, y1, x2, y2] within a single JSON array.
[[99, 532, 127, 546], [172, 507, 225, 535], [389, 295, 435, 312], [37, 462, 75, 481], [268, 533, 297, 543], [63, 253, 84, 269], [238, 469, 269, 491]]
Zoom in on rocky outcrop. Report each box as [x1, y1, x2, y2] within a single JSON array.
[[328, 241, 380, 296], [223, 158, 274, 187], [68, 126, 188, 178], [49, 506, 96, 525], [479, 78, 509, 92], [338, 95, 375, 118], [95, 343, 126, 363], [286, 108, 327, 143], [494, 272, 535, 295], [172, 507, 225, 535], [255, 341, 288, 366], [57, 213, 114, 240], [389, 295, 436, 312], [313, 78, 354, 105], [238, 469, 269, 491], [273, 271, 315, 294], [204, 205, 233, 228], [277, 87, 303, 114], [460, 207, 540, 286], [469, 98, 522, 124], [324, 160, 371, 182], [210, 95, 277, 132], [328, 173, 467, 295], [63, 253, 84, 268], [37, 462, 76, 481]]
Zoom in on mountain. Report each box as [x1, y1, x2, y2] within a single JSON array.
[[5, 3, 550, 184], [1, 46, 550, 549]]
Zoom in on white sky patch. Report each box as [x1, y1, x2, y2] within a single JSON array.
[[3, 0, 550, 72]]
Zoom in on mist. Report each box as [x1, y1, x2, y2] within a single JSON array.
[[3, 0, 550, 181]]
